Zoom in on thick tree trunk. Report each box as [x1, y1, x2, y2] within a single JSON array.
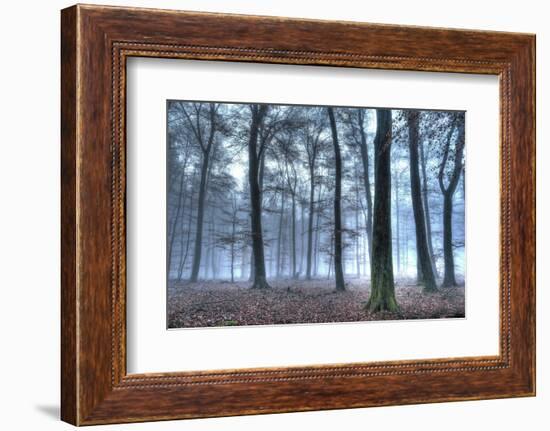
[[420, 139, 437, 276], [366, 109, 398, 311], [203, 220, 210, 279], [327, 107, 346, 291], [276, 187, 285, 278], [291, 194, 297, 278], [177, 185, 195, 280], [313, 184, 323, 277], [442, 192, 457, 286], [306, 166, 315, 279], [357, 109, 374, 264], [248, 105, 270, 289], [188, 106, 217, 282], [210, 212, 217, 279], [248, 150, 266, 281], [407, 111, 438, 292], [189, 150, 210, 282], [176, 192, 189, 281], [363, 230, 369, 278], [438, 113, 465, 287], [300, 202, 305, 276], [327, 234, 334, 280], [416, 259, 423, 284], [248, 241, 255, 280]]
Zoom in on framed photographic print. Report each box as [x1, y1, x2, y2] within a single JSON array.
[[61, 4, 536, 425]]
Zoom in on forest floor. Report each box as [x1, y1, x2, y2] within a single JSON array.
[[167, 278, 465, 328]]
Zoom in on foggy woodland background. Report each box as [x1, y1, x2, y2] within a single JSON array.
[[166, 101, 465, 327]]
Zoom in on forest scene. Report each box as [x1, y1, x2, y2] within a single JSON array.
[[166, 100, 466, 328]]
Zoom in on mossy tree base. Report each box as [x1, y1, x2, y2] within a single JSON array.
[[367, 109, 399, 314], [334, 283, 346, 293], [365, 293, 399, 312], [250, 278, 271, 289]]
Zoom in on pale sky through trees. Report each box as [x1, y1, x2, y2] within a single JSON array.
[[166, 100, 465, 285]]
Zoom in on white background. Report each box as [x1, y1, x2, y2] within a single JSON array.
[[127, 59, 499, 373], [0, 0, 546, 430]]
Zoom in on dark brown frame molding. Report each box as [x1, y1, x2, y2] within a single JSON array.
[[61, 4, 536, 425]]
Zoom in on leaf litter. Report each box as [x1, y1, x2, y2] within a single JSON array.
[[167, 278, 465, 328]]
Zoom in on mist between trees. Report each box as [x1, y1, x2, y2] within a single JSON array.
[[166, 101, 465, 317]]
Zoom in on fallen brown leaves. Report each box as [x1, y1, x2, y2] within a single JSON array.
[[167, 278, 465, 328]]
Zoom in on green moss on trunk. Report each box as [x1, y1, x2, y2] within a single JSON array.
[[366, 109, 399, 312]]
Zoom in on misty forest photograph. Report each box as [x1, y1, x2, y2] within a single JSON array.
[[166, 100, 466, 329]]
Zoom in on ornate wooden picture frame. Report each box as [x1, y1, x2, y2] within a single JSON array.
[[61, 4, 535, 425]]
